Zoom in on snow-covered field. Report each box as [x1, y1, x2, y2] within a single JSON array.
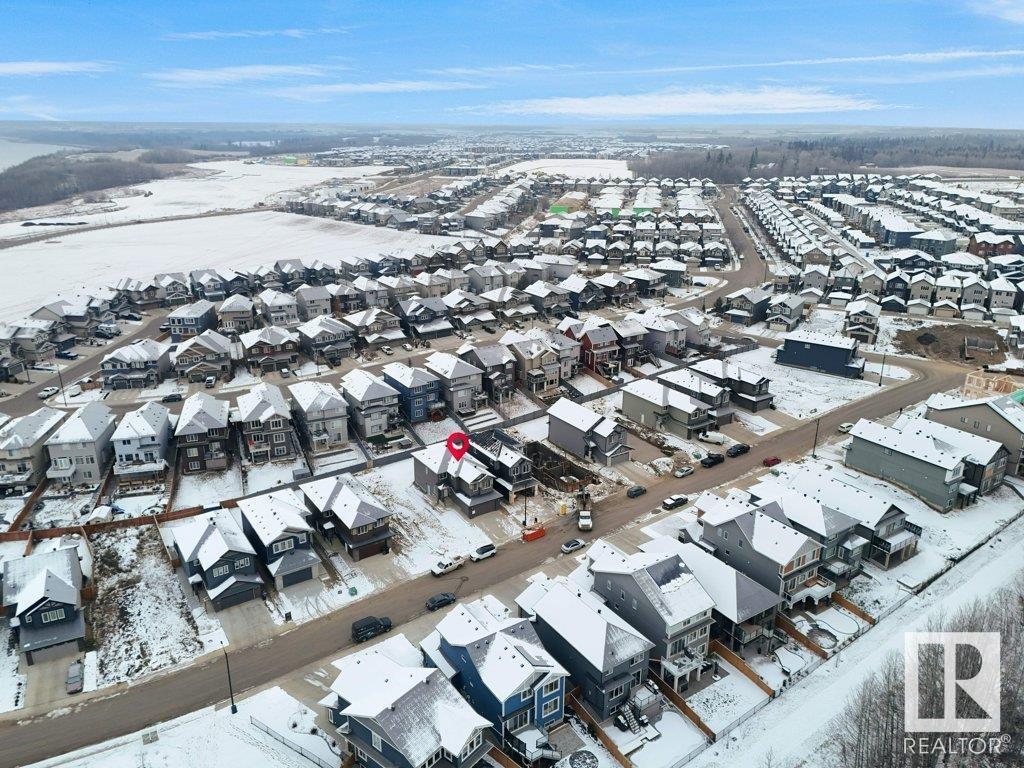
[[172, 465, 244, 510], [0, 159, 392, 240], [502, 390, 542, 419], [28, 493, 95, 528], [511, 416, 549, 442], [90, 527, 225, 686], [567, 373, 608, 395], [354, 460, 497, 576], [729, 346, 907, 419], [733, 410, 779, 436], [498, 158, 632, 179], [26, 686, 340, 768], [243, 456, 309, 494], [687, 658, 770, 735], [0, 625, 25, 714], [0, 211, 460, 323], [412, 416, 461, 445]]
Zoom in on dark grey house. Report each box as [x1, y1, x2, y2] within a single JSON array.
[[547, 397, 631, 466], [234, 490, 322, 589], [169, 509, 263, 611], [775, 330, 865, 379]]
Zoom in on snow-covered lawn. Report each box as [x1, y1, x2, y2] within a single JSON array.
[[244, 456, 309, 494], [604, 709, 706, 768], [730, 346, 904, 419], [0, 495, 27, 531], [45, 387, 108, 408], [587, 391, 622, 417], [0, 625, 25, 714], [270, 557, 378, 626], [635, 358, 675, 375], [27, 492, 95, 528], [733, 410, 779, 436], [567, 373, 607, 395], [354, 460, 495, 576], [110, 493, 166, 518], [864, 359, 913, 380], [502, 390, 542, 419], [746, 643, 819, 693], [311, 445, 366, 474], [412, 416, 461, 446], [172, 465, 244, 510], [511, 416, 549, 442], [25, 685, 341, 768], [90, 527, 225, 686], [218, 369, 261, 393], [686, 657, 770, 735], [0, 210, 461, 323], [498, 158, 632, 179]]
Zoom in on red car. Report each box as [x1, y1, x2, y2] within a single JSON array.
[[762, 456, 782, 467]]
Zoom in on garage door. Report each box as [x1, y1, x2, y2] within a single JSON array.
[[214, 586, 259, 611], [282, 568, 312, 588]]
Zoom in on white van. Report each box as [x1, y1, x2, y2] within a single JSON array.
[[698, 431, 727, 445], [577, 509, 593, 531]]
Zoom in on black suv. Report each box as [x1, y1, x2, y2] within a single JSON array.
[[726, 443, 751, 458], [351, 615, 392, 643], [701, 453, 725, 468]]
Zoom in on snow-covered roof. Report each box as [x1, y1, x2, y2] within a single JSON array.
[[171, 508, 255, 570], [112, 401, 170, 442], [235, 489, 311, 546], [301, 476, 390, 529], [547, 397, 616, 437], [1, 546, 82, 615], [424, 351, 482, 380], [413, 442, 492, 485], [328, 634, 489, 767], [341, 369, 399, 402], [45, 402, 114, 446], [288, 381, 345, 415], [515, 576, 653, 673], [102, 338, 170, 365], [235, 383, 290, 424], [849, 418, 967, 469], [175, 392, 229, 436], [177, 329, 232, 357], [239, 325, 298, 349], [639, 537, 782, 624], [0, 407, 65, 451]]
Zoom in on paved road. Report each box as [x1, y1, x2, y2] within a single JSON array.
[[0, 350, 966, 768]]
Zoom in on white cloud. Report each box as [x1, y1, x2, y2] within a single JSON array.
[[162, 27, 349, 41], [422, 64, 578, 77], [817, 64, 1024, 84], [968, 1, 1024, 23], [149, 64, 330, 87], [0, 61, 111, 76], [269, 80, 485, 101], [475, 86, 884, 118], [0, 95, 60, 120]]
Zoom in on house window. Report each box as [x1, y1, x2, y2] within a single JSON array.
[[372, 733, 383, 752], [212, 564, 229, 578], [188, 461, 200, 471], [541, 698, 559, 718], [272, 539, 295, 554], [608, 681, 628, 700], [521, 688, 532, 702], [236, 557, 250, 568], [187, 448, 199, 458], [460, 732, 483, 759], [270, 419, 284, 430], [542, 680, 559, 696], [273, 446, 287, 456], [272, 432, 286, 444], [41, 608, 66, 624], [297, 533, 307, 544]]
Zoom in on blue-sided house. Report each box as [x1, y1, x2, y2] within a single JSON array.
[[420, 596, 568, 764], [234, 489, 323, 589], [775, 329, 865, 379]]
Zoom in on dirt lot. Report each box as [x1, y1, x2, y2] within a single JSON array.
[[895, 323, 1006, 364]]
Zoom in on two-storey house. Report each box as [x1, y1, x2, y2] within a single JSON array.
[[300, 476, 392, 560], [412, 442, 503, 517], [468, 429, 538, 503], [424, 352, 486, 416], [381, 362, 444, 424], [216, 293, 257, 335], [234, 383, 298, 464], [235, 489, 322, 588], [169, 508, 262, 610], [340, 370, 401, 439], [44, 402, 116, 488], [289, 381, 349, 454], [100, 339, 171, 389], [620, 379, 716, 440], [296, 315, 354, 365], [174, 392, 231, 474], [239, 326, 300, 374], [166, 299, 217, 342], [547, 397, 631, 466], [111, 401, 174, 492], [173, 329, 234, 382], [0, 407, 66, 490]]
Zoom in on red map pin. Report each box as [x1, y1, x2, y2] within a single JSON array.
[[446, 432, 470, 461]]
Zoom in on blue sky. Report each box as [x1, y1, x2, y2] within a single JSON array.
[[1, 0, 1024, 127]]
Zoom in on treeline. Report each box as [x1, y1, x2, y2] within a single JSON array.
[[630, 133, 1024, 183], [136, 148, 197, 164], [0, 154, 169, 213]]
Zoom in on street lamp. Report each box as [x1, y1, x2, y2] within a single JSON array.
[[811, 417, 821, 459], [877, 351, 887, 388], [223, 646, 238, 714]]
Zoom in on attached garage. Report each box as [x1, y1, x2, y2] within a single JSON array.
[[209, 580, 262, 611], [281, 567, 313, 588]]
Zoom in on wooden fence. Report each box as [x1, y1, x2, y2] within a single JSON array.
[[487, 745, 524, 768], [0, 503, 207, 543], [709, 641, 775, 698], [831, 593, 876, 626], [564, 690, 633, 768], [774, 614, 828, 659], [645, 669, 716, 743]]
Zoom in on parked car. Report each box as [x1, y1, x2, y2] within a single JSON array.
[[161, 393, 183, 403], [701, 453, 725, 468], [97, 322, 121, 337], [662, 494, 689, 510], [561, 538, 586, 554], [122, 312, 142, 321], [426, 592, 457, 612], [351, 615, 392, 643], [482, 325, 496, 334], [279, 367, 291, 378], [470, 543, 496, 562], [430, 555, 466, 577], [726, 443, 750, 458], [577, 509, 593, 531], [94, 328, 115, 340], [38, 386, 60, 399], [673, 466, 694, 478], [402, 343, 414, 352], [626, 485, 647, 498], [838, 422, 854, 433], [698, 431, 727, 445], [762, 455, 782, 467], [65, 661, 84, 695], [204, 375, 217, 388], [55, 351, 79, 360], [380, 345, 395, 356]]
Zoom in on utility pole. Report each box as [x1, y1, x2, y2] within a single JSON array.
[[223, 646, 238, 714], [56, 365, 68, 408], [522, 493, 528, 527], [877, 351, 886, 388], [811, 417, 821, 459]]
